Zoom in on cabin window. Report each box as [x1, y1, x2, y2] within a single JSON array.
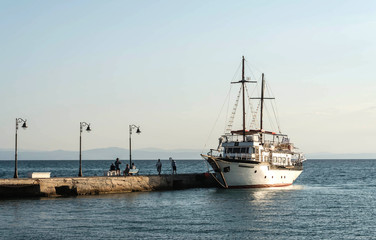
[[278, 157, 281, 163], [273, 157, 277, 162], [241, 148, 247, 153], [234, 148, 241, 153], [282, 157, 286, 164]]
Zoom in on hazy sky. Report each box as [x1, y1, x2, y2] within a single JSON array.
[[1, 0, 375, 154]]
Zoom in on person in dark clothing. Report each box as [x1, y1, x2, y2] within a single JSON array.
[[115, 158, 121, 175], [171, 159, 177, 174], [156, 159, 162, 175], [110, 163, 116, 171], [123, 164, 130, 176]]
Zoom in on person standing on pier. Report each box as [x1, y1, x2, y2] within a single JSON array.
[[115, 158, 121, 176], [170, 157, 177, 174], [156, 159, 162, 175]]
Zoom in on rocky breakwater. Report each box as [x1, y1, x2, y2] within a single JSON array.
[[0, 173, 216, 198]]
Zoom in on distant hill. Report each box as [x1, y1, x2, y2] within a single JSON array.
[[1, 148, 375, 160], [306, 152, 376, 160], [0, 147, 203, 160]]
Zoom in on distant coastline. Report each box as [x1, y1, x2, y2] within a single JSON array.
[[0, 148, 375, 160], [0, 147, 202, 160]]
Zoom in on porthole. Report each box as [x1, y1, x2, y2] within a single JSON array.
[[264, 176, 267, 178], [284, 176, 286, 178], [272, 176, 274, 178], [254, 170, 257, 173], [281, 176, 283, 179]]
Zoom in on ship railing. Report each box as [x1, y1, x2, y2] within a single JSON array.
[[208, 150, 255, 160], [208, 149, 222, 157], [224, 153, 253, 160]]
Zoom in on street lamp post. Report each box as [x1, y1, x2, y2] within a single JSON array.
[[129, 124, 141, 166], [79, 122, 91, 177], [14, 118, 28, 178]]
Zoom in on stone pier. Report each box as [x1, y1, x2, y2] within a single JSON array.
[[0, 173, 216, 198]]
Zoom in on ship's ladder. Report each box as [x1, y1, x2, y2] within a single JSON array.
[[225, 87, 242, 134], [249, 101, 261, 129]]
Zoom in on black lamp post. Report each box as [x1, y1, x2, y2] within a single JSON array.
[[129, 124, 141, 166], [79, 122, 91, 177], [14, 118, 28, 178]]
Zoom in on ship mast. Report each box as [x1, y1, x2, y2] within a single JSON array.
[[231, 56, 256, 141], [241, 56, 246, 141], [260, 73, 265, 131], [258, 73, 275, 143]]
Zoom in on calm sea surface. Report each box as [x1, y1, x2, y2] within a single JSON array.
[[1, 159, 376, 239]]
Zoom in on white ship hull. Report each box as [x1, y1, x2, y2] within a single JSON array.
[[213, 159, 302, 188], [201, 56, 305, 189]]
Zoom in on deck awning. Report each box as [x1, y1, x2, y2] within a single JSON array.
[[230, 129, 280, 136]]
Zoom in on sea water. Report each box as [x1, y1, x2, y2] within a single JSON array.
[[0, 159, 375, 239]]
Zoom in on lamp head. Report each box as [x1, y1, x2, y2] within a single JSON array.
[[21, 121, 28, 129], [136, 128, 141, 134], [86, 125, 91, 132]]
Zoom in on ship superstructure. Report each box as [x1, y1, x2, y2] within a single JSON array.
[[202, 57, 305, 188]]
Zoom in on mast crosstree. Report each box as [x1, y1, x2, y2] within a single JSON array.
[[230, 56, 256, 141], [201, 56, 305, 189], [250, 73, 275, 142]]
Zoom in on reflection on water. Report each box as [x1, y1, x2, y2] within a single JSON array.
[[1, 160, 376, 239], [251, 184, 305, 202]]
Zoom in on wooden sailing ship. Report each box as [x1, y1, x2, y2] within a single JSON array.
[[201, 56, 305, 188]]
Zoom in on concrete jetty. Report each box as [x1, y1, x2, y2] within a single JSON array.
[[0, 173, 217, 198]]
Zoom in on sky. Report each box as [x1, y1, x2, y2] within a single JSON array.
[[0, 0, 375, 155]]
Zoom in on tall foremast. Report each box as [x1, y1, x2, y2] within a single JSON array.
[[231, 56, 256, 141], [241, 56, 246, 141]]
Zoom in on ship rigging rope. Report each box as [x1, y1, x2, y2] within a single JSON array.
[[202, 62, 242, 170], [245, 75, 262, 129], [265, 82, 282, 133], [225, 86, 242, 134], [201, 85, 233, 155], [245, 59, 263, 81], [264, 104, 277, 132], [245, 59, 264, 82], [244, 85, 253, 129], [201, 63, 241, 158], [250, 101, 261, 129], [224, 86, 231, 133], [224, 62, 242, 133]]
